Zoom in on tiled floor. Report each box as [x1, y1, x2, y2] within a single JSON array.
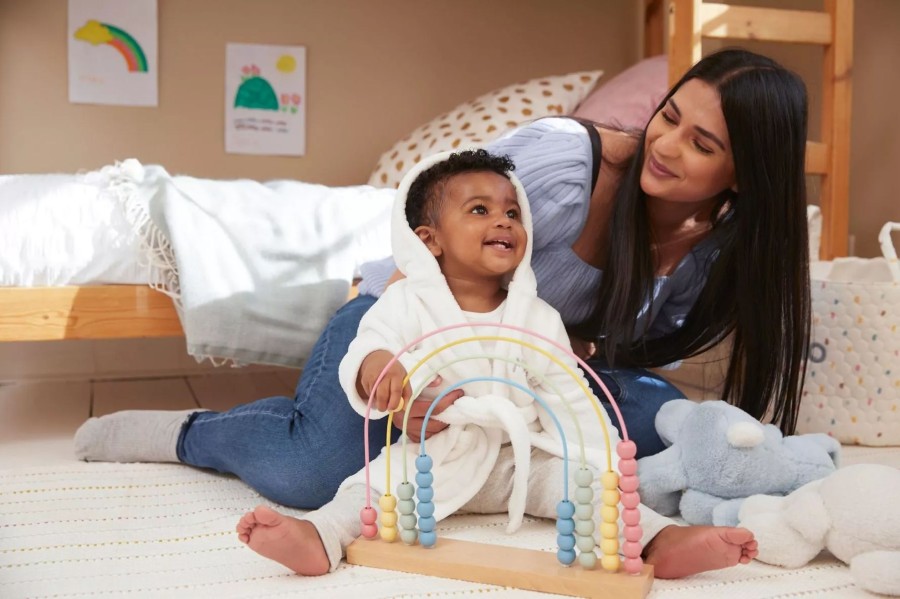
[[0, 368, 299, 469]]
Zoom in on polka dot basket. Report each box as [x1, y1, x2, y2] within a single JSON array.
[[367, 70, 603, 189], [798, 222, 900, 445]]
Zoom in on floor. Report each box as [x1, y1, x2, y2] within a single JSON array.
[[0, 368, 299, 470]]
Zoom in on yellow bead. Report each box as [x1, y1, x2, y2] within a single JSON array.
[[601, 553, 621, 572], [600, 538, 619, 555], [380, 511, 398, 527], [379, 494, 397, 512], [600, 522, 618, 539], [380, 526, 398, 542], [601, 505, 618, 523], [602, 489, 620, 505], [601, 471, 619, 490]]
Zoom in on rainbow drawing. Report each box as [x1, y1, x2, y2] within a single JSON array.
[[74, 20, 148, 73]]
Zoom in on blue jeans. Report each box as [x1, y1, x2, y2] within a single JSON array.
[[177, 294, 683, 509], [580, 358, 682, 459]]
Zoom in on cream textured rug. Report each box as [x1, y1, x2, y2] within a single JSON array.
[[2, 446, 898, 599]]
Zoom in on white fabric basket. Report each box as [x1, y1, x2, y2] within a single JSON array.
[[798, 222, 900, 445]]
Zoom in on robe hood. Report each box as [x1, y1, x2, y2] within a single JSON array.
[[391, 150, 537, 299]]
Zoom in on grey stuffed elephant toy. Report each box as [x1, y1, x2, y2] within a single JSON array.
[[637, 399, 841, 526]]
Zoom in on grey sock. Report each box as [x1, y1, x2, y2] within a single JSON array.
[[73, 409, 203, 463]]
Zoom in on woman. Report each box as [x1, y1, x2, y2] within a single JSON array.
[[75, 49, 809, 575]]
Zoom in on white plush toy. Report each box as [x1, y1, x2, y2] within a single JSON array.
[[738, 464, 900, 596]]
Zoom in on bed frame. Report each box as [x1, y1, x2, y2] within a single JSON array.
[[0, 0, 853, 343]]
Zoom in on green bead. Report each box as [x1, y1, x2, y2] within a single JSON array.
[[575, 503, 594, 520], [396, 482, 415, 500], [397, 499, 416, 515], [399, 514, 417, 530], [574, 468, 594, 487], [579, 551, 598, 570], [575, 519, 595, 536], [577, 535, 596, 553], [575, 486, 593, 504], [400, 529, 419, 545]]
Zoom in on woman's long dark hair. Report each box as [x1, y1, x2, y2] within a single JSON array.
[[580, 48, 811, 434]]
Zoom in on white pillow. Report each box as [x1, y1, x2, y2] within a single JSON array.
[[367, 70, 603, 189]]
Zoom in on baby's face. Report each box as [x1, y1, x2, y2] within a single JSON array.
[[430, 171, 527, 281]]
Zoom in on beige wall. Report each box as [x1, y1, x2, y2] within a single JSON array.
[[0, 0, 639, 185]]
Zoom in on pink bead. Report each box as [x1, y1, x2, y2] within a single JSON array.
[[618, 458, 637, 476], [624, 557, 644, 574], [624, 525, 643, 542], [617, 440, 637, 460], [622, 508, 641, 526], [361, 523, 378, 539], [360, 507, 377, 525], [621, 491, 641, 509], [619, 475, 639, 493], [623, 541, 642, 558]]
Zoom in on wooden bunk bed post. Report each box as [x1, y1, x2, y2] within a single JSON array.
[[665, 0, 854, 259], [820, 0, 853, 259]]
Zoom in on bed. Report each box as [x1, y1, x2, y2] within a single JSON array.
[[6, 2, 895, 598]]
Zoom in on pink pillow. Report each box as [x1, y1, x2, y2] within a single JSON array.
[[572, 55, 668, 129]]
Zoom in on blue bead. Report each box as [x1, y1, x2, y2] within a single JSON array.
[[418, 515, 436, 532], [556, 518, 575, 535], [557, 548, 576, 566], [556, 500, 575, 519], [416, 500, 435, 518], [557, 533, 576, 551], [416, 486, 434, 502], [415, 471, 434, 488], [415, 454, 434, 473], [420, 531, 437, 548]]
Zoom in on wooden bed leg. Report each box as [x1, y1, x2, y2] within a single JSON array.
[[346, 537, 653, 599]]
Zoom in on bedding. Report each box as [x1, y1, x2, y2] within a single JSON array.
[[1, 445, 896, 598], [0, 160, 395, 367], [0, 171, 152, 287], [109, 160, 394, 367]]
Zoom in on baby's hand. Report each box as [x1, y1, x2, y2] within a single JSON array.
[[358, 350, 411, 412]]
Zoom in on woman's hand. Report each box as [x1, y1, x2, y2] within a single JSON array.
[[393, 375, 463, 442], [569, 335, 597, 361]]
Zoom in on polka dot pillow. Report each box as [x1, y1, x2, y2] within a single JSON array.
[[367, 70, 603, 188]]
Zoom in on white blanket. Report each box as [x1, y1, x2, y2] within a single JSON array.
[[110, 160, 395, 367]]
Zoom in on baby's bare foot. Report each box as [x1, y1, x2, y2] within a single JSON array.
[[644, 525, 759, 579], [236, 505, 330, 575]]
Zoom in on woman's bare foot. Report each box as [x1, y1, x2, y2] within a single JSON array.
[[236, 505, 330, 575], [644, 525, 759, 579]]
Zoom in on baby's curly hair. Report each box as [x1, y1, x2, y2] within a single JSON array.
[[405, 149, 516, 229]]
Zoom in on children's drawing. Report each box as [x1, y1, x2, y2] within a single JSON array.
[[226, 44, 307, 156], [67, 0, 158, 106], [73, 20, 148, 73]]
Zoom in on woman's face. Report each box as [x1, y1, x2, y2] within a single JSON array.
[[641, 79, 736, 205]]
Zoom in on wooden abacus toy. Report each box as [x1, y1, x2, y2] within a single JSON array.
[[346, 323, 653, 599]]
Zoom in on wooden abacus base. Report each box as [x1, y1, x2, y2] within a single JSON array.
[[346, 537, 653, 599]]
